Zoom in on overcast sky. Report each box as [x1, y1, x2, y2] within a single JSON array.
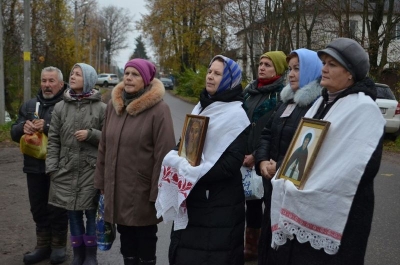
[[96, 0, 149, 69]]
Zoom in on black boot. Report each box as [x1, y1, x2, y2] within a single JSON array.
[[138, 257, 156, 265], [123, 256, 138, 265], [70, 235, 85, 265], [23, 229, 52, 264], [82, 246, 98, 265], [71, 245, 86, 265], [50, 229, 67, 264]]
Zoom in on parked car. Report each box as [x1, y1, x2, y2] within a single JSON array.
[[375, 83, 400, 137], [160, 77, 174, 90], [96, 73, 119, 87]]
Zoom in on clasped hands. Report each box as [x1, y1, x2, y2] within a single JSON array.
[[260, 159, 277, 179]]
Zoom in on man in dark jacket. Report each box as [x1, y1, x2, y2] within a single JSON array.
[[11, 66, 68, 265]]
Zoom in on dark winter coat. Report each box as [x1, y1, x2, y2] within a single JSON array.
[[243, 77, 285, 154], [46, 89, 106, 210], [10, 84, 67, 174], [264, 78, 383, 265], [254, 79, 322, 265], [94, 79, 175, 226], [169, 86, 247, 265]]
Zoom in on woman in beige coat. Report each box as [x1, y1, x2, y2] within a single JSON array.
[[94, 58, 175, 265]]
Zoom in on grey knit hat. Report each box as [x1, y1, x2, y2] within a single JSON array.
[[317, 38, 369, 82]]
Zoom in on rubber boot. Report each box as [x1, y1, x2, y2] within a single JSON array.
[[23, 229, 52, 264], [243, 227, 260, 261], [71, 235, 85, 265], [50, 229, 67, 264], [123, 256, 138, 265], [83, 235, 98, 265], [138, 257, 156, 265]]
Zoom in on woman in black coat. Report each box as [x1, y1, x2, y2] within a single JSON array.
[[254, 48, 323, 265], [156, 55, 250, 265], [262, 38, 385, 265]]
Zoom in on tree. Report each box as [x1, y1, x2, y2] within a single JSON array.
[[99, 5, 132, 70], [130, 36, 149, 60]]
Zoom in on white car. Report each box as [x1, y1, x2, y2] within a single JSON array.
[[96, 73, 119, 87], [5, 111, 11, 122], [375, 83, 400, 136]]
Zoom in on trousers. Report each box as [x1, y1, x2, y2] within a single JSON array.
[[26, 173, 68, 232]]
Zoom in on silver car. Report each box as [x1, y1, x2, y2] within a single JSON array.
[[375, 83, 400, 136], [96, 73, 119, 87]]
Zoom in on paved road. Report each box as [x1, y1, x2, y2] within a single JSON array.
[[1, 91, 399, 264]]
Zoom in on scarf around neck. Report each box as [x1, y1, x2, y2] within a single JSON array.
[[270, 92, 384, 254], [155, 101, 250, 230]]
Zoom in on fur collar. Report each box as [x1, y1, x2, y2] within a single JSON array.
[[280, 79, 322, 107], [111, 78, 165, 116]]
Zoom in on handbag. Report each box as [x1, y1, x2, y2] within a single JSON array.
[[19, 132, 48, 160], [241, 166, 264, 200], [96, 194, 116, 251]]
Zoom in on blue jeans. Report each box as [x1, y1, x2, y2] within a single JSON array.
[[68, 209, 96, 236]]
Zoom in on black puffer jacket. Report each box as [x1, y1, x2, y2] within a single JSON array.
[[10, 84, 67, 174], [254, 79, 322, 265], [169, 85, 247, 265], [243, 77, 285, 154]]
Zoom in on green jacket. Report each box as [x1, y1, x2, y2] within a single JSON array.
[[46, 89, 106, 210]]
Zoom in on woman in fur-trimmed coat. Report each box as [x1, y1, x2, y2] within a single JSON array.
[[254, 49, 323, 265], [94, 59, 175, 265]]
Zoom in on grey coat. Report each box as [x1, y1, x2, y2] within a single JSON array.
[[46, 89, 106, 210]]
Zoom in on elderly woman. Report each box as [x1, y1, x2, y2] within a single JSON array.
[[266, 38, 385, 264], [156, 55, 250, 265], [241, 51, 288, 261], [94, 59, 175, 265], [254, 48, 323, 265], [46, 63, 106, 265]]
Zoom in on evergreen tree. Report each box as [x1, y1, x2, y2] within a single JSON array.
[[130, 36, 149, 60]]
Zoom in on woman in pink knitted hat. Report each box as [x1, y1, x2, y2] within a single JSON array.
[[94, 58, 176, 265]]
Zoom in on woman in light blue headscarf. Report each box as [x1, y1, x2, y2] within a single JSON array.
[[157, 55, 250, 265], [254, 48, 323, 265]]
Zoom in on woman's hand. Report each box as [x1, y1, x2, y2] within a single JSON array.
[[74, 130, 88, 142], [260, 159, 276, 179], [266, 159, 277, 177], [243, 154, 255, 168]]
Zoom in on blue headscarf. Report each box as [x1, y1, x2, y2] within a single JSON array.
[[209, 55, 242, 94], [289, 48, 322, 89]]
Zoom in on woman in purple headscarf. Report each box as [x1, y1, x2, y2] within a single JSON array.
[[156, 55, 250, 265], [94, 58, 176, 265]]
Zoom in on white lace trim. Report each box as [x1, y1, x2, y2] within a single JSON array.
[[272, 218, 340, 255]]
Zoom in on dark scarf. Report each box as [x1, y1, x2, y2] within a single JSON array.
[[123, 88, 146, 106], [200, 84, 244, 110]]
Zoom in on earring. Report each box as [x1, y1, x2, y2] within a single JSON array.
[[349, 76, 352, 80]]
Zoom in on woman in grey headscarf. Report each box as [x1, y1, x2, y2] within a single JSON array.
[[46, 63, 106, 265]]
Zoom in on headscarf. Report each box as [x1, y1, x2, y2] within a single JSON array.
[[209, 55, 242, 95], [260, 51, 288, 76], [289, 48, 323, 89], [70, 63, 97, 94]]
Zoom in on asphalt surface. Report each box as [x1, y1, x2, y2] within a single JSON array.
[[1, 91, 399, 265]]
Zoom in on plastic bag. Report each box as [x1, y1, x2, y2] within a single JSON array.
[[96, 194, 116, 251], [241, 166, 264, 200], [19, 132, 48, 160]]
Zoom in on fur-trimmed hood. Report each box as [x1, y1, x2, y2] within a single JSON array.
[[280, 79, 322, 107], [111, 78, 165, 116]]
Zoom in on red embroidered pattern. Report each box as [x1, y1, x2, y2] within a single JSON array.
[[273, 208, 342, 240], [160, 166, 193, 199]]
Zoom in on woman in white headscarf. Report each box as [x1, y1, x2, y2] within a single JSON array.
[[156, 55, 250, 265]]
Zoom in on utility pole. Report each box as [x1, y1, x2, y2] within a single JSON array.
[[74, 1, 78, 61], [23, 0, 31, 103], [0, 1, 5, 125]]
